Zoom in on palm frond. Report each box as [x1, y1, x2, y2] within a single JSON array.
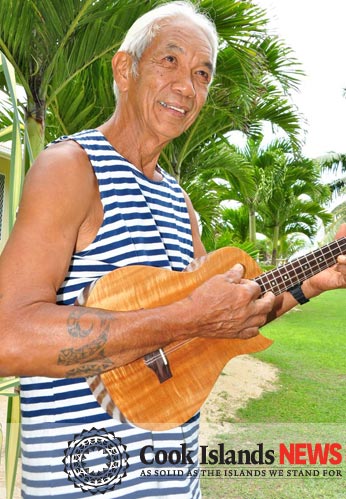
[[0, 52, 24, 228]]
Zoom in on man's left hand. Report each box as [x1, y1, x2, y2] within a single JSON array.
[[304, 223, 346, 296]]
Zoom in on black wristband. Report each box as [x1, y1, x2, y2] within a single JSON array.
[[288, 283, 310, 305]]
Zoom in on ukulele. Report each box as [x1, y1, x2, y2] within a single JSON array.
[[80, 237, 346, 430]]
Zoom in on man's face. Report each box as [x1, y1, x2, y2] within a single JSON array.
[[126, 18, 214, 143]]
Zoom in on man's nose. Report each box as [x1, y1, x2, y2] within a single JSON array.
[[171, 70, 196, 98]]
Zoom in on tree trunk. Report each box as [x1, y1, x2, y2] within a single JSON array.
[[271, 224, 280, 266], [25, 98, 45, 161], [249, 207, 257, 243]]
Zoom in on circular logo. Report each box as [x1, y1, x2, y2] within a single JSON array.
[[63, 427, 129, 495]]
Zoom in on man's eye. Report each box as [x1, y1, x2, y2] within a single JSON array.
[[197, 70, 210, 82], [164, 55, 176, 63]]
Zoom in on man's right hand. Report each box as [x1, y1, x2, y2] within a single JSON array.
[[187, 263, 276, 340]]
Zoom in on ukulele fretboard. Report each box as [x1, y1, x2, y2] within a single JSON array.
[[255, 237, 346, 296]]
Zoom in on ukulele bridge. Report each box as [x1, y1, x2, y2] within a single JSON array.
[[144, 348, 173, 383]]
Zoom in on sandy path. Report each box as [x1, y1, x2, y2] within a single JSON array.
[[200, 355, 279, 445]]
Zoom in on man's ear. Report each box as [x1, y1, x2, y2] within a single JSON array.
[[112, 51, 133, 92]]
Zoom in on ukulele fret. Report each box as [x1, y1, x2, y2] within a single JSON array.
[[255, 237, 346, 296]]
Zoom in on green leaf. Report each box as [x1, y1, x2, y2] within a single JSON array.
[[5, 395, 21, 499], [0, 52, 24, 230], [0, 125, 13, 142], [0, 378, 20, 394]]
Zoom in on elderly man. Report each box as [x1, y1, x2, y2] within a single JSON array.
[[1, 1, 346, 497]]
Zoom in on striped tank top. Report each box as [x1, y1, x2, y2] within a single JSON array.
[[20, 129, 201, 498]]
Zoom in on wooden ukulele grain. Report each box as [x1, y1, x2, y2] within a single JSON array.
[[84, 247, 273, 429]]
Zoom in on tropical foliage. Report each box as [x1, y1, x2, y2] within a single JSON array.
[[319, 153, 346, 200], [200, 135, 332, 264], [316, 153, 346, 245], [0, 0, 305, 243]]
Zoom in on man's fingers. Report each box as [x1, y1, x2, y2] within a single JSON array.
[[245, 292, 275, 330], [224, 263, 245, 283], [260, 291, 276, 310], [237, 327, 260, 339]]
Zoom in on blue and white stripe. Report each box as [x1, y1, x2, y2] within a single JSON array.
[[20, 129, 200, 498]]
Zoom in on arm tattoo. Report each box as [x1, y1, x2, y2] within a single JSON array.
[[64, 360, 114, 378], [58, 308, 115, 377], [58, 331, 108, 366], [67, 308, 111, 338]]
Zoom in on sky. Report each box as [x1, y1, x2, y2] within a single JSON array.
[[254, 0, 346, 159]]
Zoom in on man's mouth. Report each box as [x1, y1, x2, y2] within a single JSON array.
[[159, 101, 187, 115]]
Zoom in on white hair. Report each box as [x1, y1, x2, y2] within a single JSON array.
[[114, 1, 218, 98]]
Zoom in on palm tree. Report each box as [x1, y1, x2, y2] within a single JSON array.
[[0, 0, 159, 159], [215, 136, 294, 244], [220, 204, 250, 243], [210, 136, 333, 264], [177, 138, 257, 246], [318, 152, 346, 203], [257, 156, 332, 264]]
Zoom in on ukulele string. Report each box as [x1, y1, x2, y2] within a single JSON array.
[[145, 338, 196, 365], [257, 238, 346, 296]]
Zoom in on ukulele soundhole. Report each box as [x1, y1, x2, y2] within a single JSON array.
[[144, 349, 173, 383]]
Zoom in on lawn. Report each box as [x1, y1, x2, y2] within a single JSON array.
[[201, 289, 346, 498]]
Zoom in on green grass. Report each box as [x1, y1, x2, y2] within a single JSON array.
[[201, 289, 346, 498], [236, 289, 346, 423]]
